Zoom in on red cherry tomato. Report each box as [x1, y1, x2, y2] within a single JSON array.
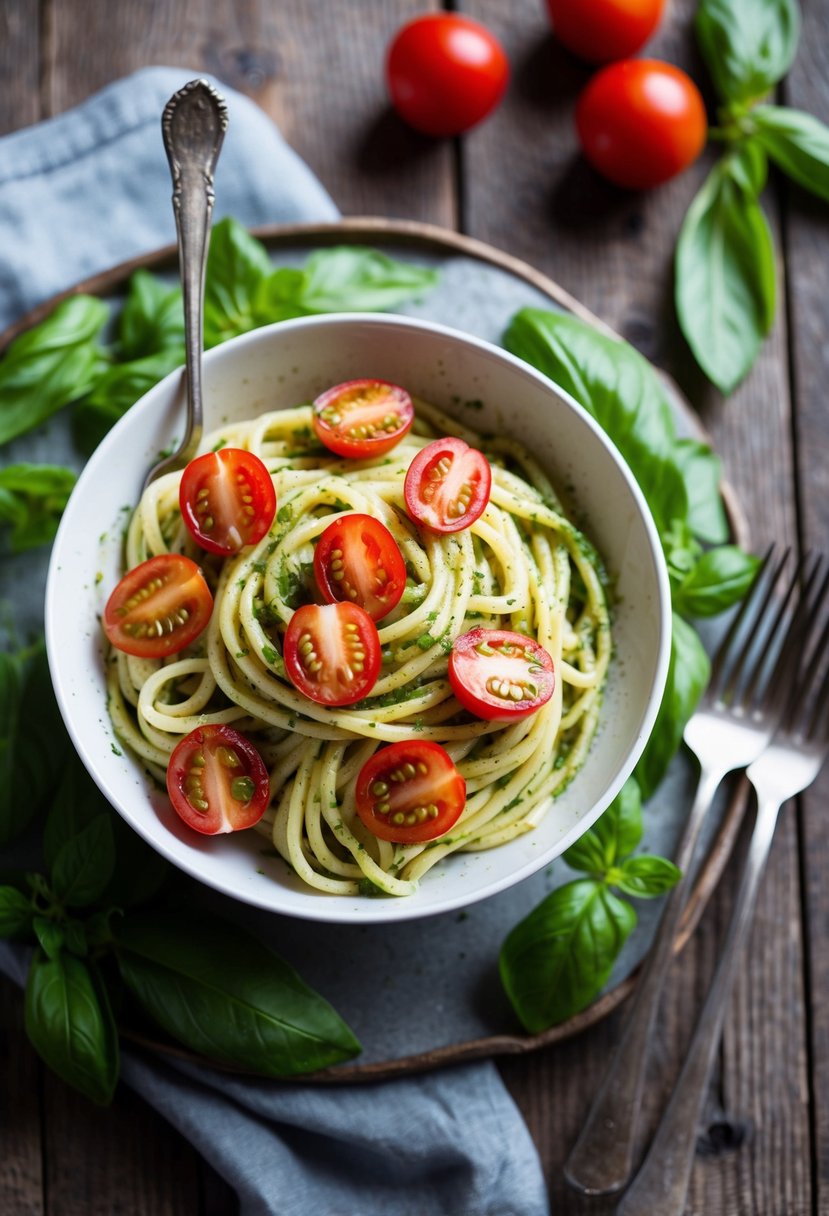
[[103, 553, 213, 659], [576, 59, 707, 190], [314, 514, 406, 622], [283, 601, 381, 706], [166, 724, 270, 835], [179, 447, 276, 556], [546, 0, 665, 64], [448, 628, 555, 722], [312, 380, 414, 460], [404, 437, 491, 533], [355, 741, 466, 843], [386, 13, 509, 138]]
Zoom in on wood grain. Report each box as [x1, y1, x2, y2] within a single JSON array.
[[0, 0, 823, 1212]]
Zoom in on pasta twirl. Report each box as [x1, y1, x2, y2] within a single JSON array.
[[107, 397, 611, 897]]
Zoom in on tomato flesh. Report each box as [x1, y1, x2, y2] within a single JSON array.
[[103, 553, 213, 659], [179, 447, 276, 556], [404, 436, 491, 533], [314, 514, 406, 622], [546, 0, 665, 64], [312, 380, 414, 459], [283, 601, 381, 706], [448, 628, 555, 721], [166, 724, 270, 835], [576, 59, 707, 190], [386, 13, 509, 137], [355, 741, 466, 843]]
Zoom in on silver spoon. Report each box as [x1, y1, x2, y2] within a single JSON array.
[[143, 79, 228, 489]]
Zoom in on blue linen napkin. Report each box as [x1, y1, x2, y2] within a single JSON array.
[[0, 67, 550, 1216]]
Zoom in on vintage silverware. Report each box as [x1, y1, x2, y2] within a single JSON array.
[[565, 545, 806, 1195], [617, 554, 829, 1215], [143, 78, 228, 489]]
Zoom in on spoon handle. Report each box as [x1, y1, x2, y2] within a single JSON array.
[[161, 79, 228, 464]]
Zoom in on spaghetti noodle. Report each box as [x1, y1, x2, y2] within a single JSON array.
[[106, 396, 611, 897]]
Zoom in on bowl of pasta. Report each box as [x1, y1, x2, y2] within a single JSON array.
[[46, 312, 670, 923]]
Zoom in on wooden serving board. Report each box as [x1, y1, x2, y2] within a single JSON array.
[[1, 219, 751, 1081]]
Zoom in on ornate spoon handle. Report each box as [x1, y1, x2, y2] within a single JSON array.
[[144, 79, 228, 487]]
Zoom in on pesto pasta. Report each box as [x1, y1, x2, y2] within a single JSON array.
[[106, 396, 611, 898]]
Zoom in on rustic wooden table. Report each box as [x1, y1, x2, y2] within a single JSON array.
[[1, 2, 826, 1213]]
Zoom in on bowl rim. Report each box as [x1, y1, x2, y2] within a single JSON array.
[[45, 310, 673, 923]]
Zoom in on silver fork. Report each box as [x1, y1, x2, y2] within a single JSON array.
[[565, 544, 807, 1196], [617, 554, 829, 1215]]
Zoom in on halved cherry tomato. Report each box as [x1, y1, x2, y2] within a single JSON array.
[[312, 379, 414, 459], [166, 724, 270, 835], [283, 601, 381, 706], [448, 628, 555, 721], [404, 436, 491, 533], [103, 553, 213, 659], [314, 514, 406, 622], [355, 740, 466, 844], [179, 447, 276, 556]]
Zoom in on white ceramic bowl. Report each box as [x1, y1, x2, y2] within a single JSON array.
[[46, 313, 671, 923]]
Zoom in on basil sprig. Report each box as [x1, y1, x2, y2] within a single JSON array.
[[501, 305, 758, 1029], [675, 0, 829, 392], [500, 780, 680, 1032], [0, 739, 360, 1103]]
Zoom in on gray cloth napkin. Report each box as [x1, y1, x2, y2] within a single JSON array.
[[0, 67, 550, 1216]]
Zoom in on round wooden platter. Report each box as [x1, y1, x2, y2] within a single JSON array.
[[5, 218, 752, 1083]]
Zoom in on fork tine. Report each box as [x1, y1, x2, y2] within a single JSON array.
[[788, 561, 829, 741], [707, 544, 788, 702], [746, 552, 827, 715]]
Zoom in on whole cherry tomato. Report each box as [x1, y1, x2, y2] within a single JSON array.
[[386, 13, 509, 137], [546, 0, 665, 64], [576, 59, 707, 190]]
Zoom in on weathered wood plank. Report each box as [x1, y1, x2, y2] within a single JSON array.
[[462, 0, 811, 1210], [42, 0, 455, 225], [0, 0, 40, 135], [781, 2, 829, 1214], [0, 977, 44, 1216]]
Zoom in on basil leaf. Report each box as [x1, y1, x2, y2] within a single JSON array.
[[695, 0, 800, 104], [25, 950, 119, 1105], [752, 104, 829, 202], [51, 814, 116, 908], [0, 885, 32, 937], [635, 613, 710, 800], [674, 545, 761, 617], [499, 880, 637, 1032], [117, 269, 184, 359], [675, 160, 776, 394], [73, 346, 185, 456], [203, 217, 274, 346], [0, 642, 70, 847], [297, 247, 439, 312], [0, 296, 108, 446], [33, 916, 65, 960], [117, 912, 361, 1075], [612, 855, 682, 898], [0, 463, 77, 551], [563, 778, 643, 874], [503, 309, 688, 536], [672, 440, 729, 545]]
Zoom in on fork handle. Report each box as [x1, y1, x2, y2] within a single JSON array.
[[564, 765, 727, 1196], [615, 788, 781, 1216]]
